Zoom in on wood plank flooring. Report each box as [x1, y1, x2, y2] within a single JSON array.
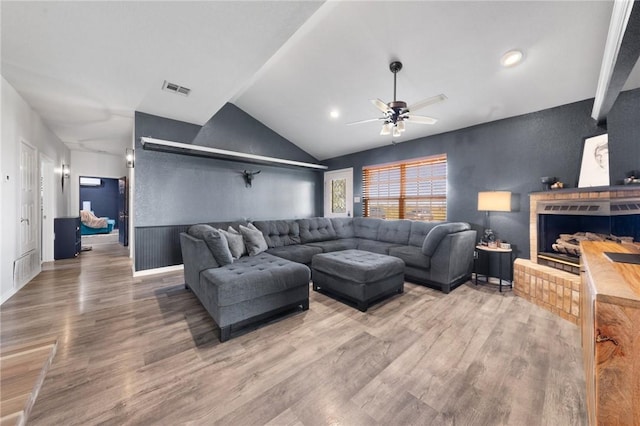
[[0, 338, 57, 426], [0, 239, 587, 425]]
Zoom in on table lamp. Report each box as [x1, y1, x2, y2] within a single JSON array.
[[477, 191, 511, 243]]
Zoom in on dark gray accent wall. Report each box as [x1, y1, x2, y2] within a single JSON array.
[[324, 88, 640, 260], [192, 103, 319, 164], [134, 106, 323, 270]]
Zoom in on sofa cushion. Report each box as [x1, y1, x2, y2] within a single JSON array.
[[408, 221, 441, 247], [201, 253, 310, 307], [298, 217, 337, 243], [353, 217, 382, 239], [187, 224, 233, 266], [389, 245, 431, 269], [220, 227, 246, 259], [422, 222, 471, 257], [239, 224, 268, 256], [253, 220, 301, 248], [266, 244, 322, 265], [357, 239, 404, 255], [305, 238, 359, 253], [377, 219, 411, 244], [330, 218, 355, 238]]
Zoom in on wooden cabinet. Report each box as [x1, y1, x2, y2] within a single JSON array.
[[54, 217, 81, 260], [580, 241, 640, 425]]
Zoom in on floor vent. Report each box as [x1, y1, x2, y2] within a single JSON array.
[[162, 80, 191, 96], [13, 250, 40, 290]]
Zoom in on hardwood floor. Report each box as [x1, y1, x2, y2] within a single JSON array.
[[0, 241, 587, 425]]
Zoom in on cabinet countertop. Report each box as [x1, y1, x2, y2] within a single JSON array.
[[581, 241, 640, 308]]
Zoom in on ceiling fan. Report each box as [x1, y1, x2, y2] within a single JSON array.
[[348, 61, 446, 137]]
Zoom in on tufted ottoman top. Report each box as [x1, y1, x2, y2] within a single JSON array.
[[312, 249, 405, 284]]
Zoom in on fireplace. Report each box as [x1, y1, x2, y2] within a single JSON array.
[[514, 186, 640, 325], [536, 198, 640, 274]]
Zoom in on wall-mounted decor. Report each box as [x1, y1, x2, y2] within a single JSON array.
[[578, 133, 609, 188], [242, 170, 260, 188]]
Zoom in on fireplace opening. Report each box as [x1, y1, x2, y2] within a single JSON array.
[[537, 199, 640, 274]]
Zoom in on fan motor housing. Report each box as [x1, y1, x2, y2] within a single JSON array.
[[388, 101, 407, 110]]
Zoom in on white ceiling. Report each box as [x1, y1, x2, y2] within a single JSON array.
[[2, 1, 640, 161]]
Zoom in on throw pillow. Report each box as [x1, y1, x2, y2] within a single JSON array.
[[187, 224, 233, 266], [239, 224, 268, 256], [220, 227, 246, 259]]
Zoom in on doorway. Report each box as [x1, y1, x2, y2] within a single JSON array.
[[324, 168, 353, 218], [79, 176, 129, 246]]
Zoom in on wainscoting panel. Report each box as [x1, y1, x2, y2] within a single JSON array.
[[135, 221, 248, 271], [135, 226, 189, 271]]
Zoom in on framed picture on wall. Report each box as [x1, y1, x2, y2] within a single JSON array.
[[578, 133, 609, 188]]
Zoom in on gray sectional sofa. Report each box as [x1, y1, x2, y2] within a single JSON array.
[[253, 217, 477, 293], [181, 217, 476, 341]]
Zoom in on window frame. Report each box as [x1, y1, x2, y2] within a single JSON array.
[[362, 154, 447, 221]]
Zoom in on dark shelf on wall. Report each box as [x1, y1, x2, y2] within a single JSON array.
[[140, 137, 328, 171]]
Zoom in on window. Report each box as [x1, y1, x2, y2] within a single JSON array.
[[362, 154, 447, 221]]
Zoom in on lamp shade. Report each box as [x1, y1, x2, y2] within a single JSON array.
[[478, 191, 511, 212]]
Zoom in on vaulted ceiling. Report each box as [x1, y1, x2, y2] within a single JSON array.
[[3, 1, 640, 161]]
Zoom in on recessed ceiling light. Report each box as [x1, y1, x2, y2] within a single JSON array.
[[330, 109, 340, 119], [501, 50, 524, 67]]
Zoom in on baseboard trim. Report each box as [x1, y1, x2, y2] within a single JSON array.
[[133, 264, 184, 277]]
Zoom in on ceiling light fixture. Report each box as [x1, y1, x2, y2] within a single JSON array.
[[501, 50, 524, 67], [380, 123, 392, 136], [330, 109, 340, 119]]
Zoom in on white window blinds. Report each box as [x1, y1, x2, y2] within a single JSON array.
[[362, 154, 447, 221]]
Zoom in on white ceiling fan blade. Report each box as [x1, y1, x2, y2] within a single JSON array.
[[346, 117, 385, 126], [405, 115, 438, 125], [408, 94, 447, 112], [370, 98, 391, 114]]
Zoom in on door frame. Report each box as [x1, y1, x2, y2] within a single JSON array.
[[39, 154, 55, 262], [324, 167, 353, 218], [19, 139, 38, 256]]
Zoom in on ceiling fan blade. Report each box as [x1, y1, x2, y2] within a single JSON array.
[[405, 115, 438, 125], [346, 117, 385, 126], [408, 94, 447, 112], [370, 98, 391, 114]]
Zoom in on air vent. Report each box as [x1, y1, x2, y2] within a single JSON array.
[[162, 80, 191, 96], [537, 198, 640, 216]]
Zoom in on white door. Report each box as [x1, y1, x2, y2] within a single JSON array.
[[40, 155, 55, 262], [324, 168, 353, 218], [20, 141, 38, 255]]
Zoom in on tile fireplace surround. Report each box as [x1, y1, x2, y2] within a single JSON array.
[[514, 186, 640, 325]]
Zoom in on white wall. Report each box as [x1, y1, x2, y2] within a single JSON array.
[[70, 150, 127, 215], [1, 77, 71, 304]]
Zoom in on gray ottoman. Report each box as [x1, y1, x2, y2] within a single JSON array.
[[312, 249, 405, 312]]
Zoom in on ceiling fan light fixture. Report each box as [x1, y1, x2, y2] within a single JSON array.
[[393, 126, 401, 137], [397, 120, 405, 132], [380, 123, 392, 136], [501, 50, 524, 67]]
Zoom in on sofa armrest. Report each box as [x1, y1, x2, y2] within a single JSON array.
[[180, 233, 219, 290], [421, 222, 471, 256], [428, 230, 477, 286]]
